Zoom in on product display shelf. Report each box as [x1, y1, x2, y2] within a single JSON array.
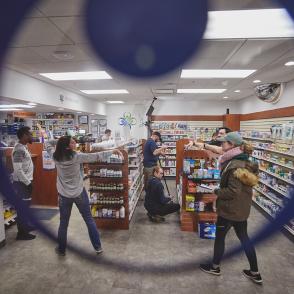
[[243, 136, 273, 142], [253, 146, 294, 157], [4, 214, 17, 226], [253, 187, 283, 207], [252, 156, 294, 171], [259, 179, 289, 198], [179, 147, 219, 232], [246, 134, 294, 237], [259, 168, 294, 186], [127, 141, 144, 222], [253, 197, 294, 236], [87, 149, 129, 230]]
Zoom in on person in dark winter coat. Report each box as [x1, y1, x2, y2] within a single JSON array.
[[144, 166, 180, 222], [200, 132, 262, 285]]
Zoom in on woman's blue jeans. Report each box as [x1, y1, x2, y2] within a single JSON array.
[[57, 188, 101, 253]]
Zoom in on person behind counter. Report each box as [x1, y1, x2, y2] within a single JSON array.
[[144, 166, 180, 222], [186, 127, 232, 154], [102, 129, 112, 141], [12, 126, 36, 240], [49, 136, 122, 256], [200, 132, 262, 284], [143, 131, 167, 190]]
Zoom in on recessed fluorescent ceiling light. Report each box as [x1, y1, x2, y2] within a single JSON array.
[[39, 71, 112, 81], [154, 89, 174, 94], [0, 104, 34, 108], [27, 102, 37, 106], [81, 90, 129, 94], [0, 108, 23, 111], [77, 112, 82, 114], [234, 90, 241, 93], [106, 101, 125, 104], [253, 80, 261, 83], [177, 89, 226, 94], [204, 9, 294, 39], [223, 96, 229, 99], [181, 69, 256, 79], [285, 61, 294, 66]]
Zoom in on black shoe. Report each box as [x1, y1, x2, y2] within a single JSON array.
[[200, 264, 221, 276], [26, 225, 36, 232], [16, 233, 36, 240], [55, 247, 66, 256], [243, 270, 263, 284], [95, 247, 103, 255]]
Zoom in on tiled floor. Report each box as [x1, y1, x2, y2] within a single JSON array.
[[0, 180, 293, 294]]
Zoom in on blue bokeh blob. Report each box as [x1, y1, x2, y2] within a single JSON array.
[[85, 0, 208, 77]]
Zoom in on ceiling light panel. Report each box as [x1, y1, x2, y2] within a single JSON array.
[[81, 90, 129, 94], [0, 104, 34, 108], [181, 69, 256, 78], [106, 101, 125, 104], [39, 71, 112, 81], [177, 89, 226, 94], [204, 9, 294, 39]]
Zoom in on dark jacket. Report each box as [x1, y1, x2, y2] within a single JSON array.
[[215, 155, 259, 222], [144, 177, 171, 214]]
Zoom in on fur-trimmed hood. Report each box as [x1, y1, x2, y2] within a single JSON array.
[[234, 168, 259, 187], [223, 159, 259, 187]]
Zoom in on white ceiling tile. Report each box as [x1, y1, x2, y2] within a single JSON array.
[[224, 39, 294, 69], [31, 45, 92, 63], [50, 17, 87, 44], [25, 7, 44, 18], [11, 18, 73, 47], [37, 0, 84, 17], [5, 48, 47, 65]]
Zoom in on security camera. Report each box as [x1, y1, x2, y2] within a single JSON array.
[[59, 94, 64, 102]]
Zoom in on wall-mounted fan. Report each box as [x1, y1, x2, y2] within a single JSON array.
[[254, 83, 284, 104]]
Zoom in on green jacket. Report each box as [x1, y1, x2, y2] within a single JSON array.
[[215, 156, 259, 222]]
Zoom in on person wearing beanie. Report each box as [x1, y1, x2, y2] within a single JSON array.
[[200, 132, 263, 285]]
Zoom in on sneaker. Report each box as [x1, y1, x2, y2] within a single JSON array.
[[55, 247, 66, 256], [16, 233, 36, 240], [95, 247, 103, 255], [243, 270, 263, 284], [200, 264, 221, 276]]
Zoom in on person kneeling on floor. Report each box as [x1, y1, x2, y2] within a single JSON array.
[[144, 166, 180, 222]]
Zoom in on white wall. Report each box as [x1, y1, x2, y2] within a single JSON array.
[[153, 99, 238, 115], [0, 68, 106, 115], [237, 80, 294, 114], [106, 104, 148, 140]]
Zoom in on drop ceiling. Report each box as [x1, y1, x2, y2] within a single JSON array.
[[3, 0, 294, 104]]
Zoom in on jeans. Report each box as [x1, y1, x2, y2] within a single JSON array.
[[145, 202, 180, 217], [13, 181, 32, 236], [57, 188, 101, 253], [212, 216, 259, 272]]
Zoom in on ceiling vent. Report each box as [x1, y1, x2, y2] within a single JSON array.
[[52, 50, 74, 61]]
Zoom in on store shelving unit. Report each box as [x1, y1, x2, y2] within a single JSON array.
[[88, 149, 129, 230], [151, 121, 222, 178], [127, 141, 144, 221], [176, 139, 219, 232], [242, 130, 294, 237], [87, 142, 144, 230], [31, 118, 75, 138]]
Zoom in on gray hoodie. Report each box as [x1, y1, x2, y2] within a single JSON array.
[[47, 141, 112, 198]]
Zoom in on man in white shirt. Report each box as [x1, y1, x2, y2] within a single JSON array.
[[102, 129, 112, 141], [12, 127, 36, 240]]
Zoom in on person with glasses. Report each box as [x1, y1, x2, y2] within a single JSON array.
[[12, 127, 36, 240], [144, 166, 180, 222]]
